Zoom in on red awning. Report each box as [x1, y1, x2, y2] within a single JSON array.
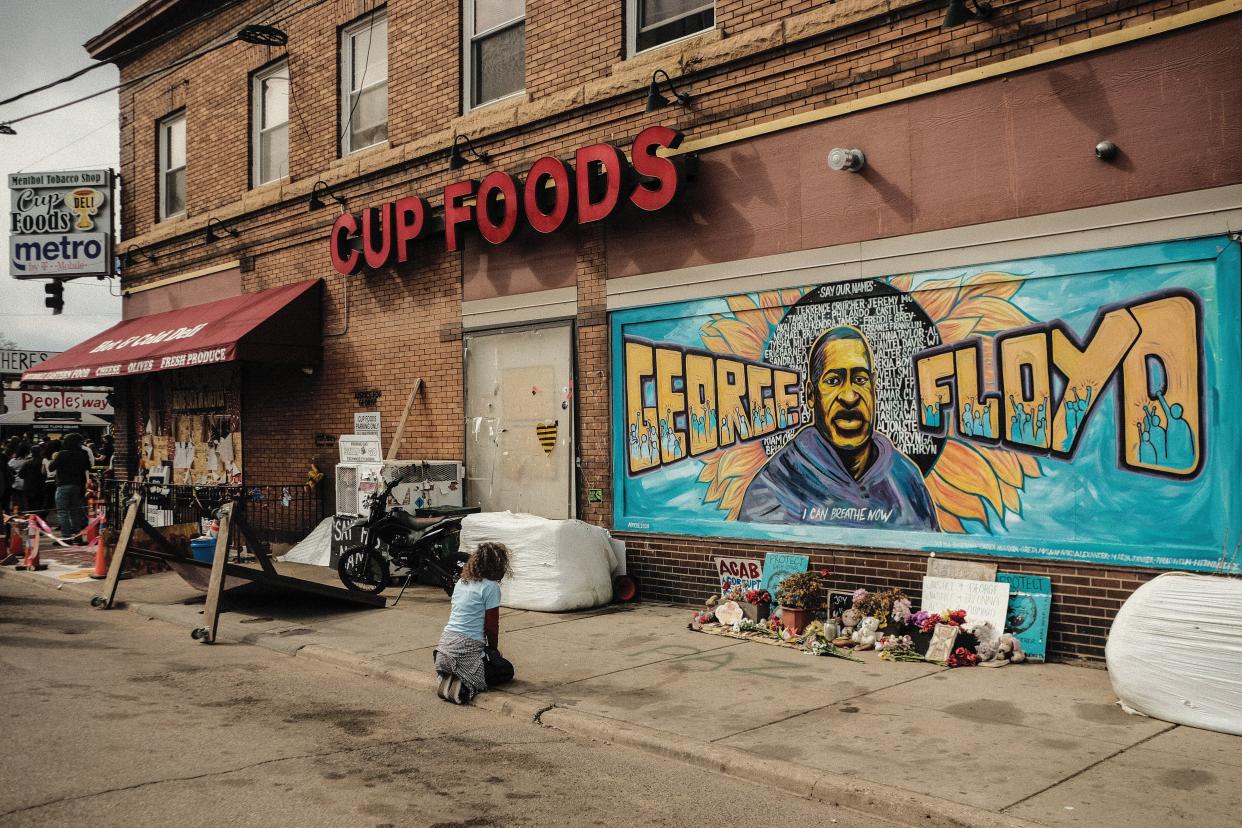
[[23, 279, 323, 383]]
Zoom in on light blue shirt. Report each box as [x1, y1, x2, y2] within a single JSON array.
[[443, 579, 502, 642]]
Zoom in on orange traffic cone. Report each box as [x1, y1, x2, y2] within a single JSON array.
[[16, 524, 45, 571], [84, 515, 100, 545], [89, 536, 108, 579]]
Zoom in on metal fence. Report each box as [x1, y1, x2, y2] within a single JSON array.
[[101, 478, 326, 545]]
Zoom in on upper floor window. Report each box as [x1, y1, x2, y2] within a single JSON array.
[[463, 1, 525, 110], [252, 60, 289, 186], [340, 8, 388, 155], [158, 110, 186, 220], [627, 0, 714, 55]]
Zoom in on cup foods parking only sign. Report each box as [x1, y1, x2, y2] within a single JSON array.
[[9, 169, 114, 279]]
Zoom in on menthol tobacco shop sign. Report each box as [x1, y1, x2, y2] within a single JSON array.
[[9, 169, 115, 279]]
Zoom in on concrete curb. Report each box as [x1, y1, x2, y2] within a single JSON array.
[[1, 567, 1042, 827]]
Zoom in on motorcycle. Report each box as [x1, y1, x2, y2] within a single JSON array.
[[336, 474, 472, 596]]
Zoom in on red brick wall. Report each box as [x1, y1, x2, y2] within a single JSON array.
[[621, 532, 1160, 664], [100, 0, 1240, 662]]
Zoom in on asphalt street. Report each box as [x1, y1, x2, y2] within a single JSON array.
[[0, 575, 894, 827]]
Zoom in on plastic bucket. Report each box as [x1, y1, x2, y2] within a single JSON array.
[[190, 537, 217, 563]]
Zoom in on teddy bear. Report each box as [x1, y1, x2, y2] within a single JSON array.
[[840, 607, 863, 637], [980, 633, 1026, 667], [851, 616, 882, 650]]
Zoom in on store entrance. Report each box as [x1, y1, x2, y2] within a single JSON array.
[[464, 323, 574, 519]]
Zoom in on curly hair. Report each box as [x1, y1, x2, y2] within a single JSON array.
[[460, 541, 512, 583]]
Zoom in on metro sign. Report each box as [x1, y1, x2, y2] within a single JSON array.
[[330, 125, 687, 275]]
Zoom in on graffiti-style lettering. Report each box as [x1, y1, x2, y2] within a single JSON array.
[[624, 337, 801, 474], [914, 290, 1202, 477]]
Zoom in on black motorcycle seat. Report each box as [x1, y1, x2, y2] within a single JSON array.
[[392, 510, 444, 532]]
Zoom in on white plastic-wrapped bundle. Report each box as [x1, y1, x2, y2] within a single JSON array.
[[1106, 572, 1242, 735], [278, 516, 334, 566], [460, 511, 620, 611]]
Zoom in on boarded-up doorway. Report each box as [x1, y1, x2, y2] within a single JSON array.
[[464, 324, 574, 518]]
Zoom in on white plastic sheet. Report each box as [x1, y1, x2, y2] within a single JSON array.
[[460, 511, 620, 611], [278, 516, 333, 567], [1107, 572, 1242, 735]]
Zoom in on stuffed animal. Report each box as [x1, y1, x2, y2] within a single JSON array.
[[705, 594, 720, 609], [851, 616, 882, 650], [840, 607, 863, 636], [980, 633, 1026, 667]]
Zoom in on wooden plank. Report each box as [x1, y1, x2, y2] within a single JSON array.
[[197, 502, 233, 644], [96, 494, 141, 610], [386, 377, 423, 461]]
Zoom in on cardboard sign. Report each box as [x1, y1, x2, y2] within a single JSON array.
[[997, 573, 1052, 662], [925, 623, 960, 662], [926, 557, 997, 581], [921, 575, 1010, 634], [354, 412, 381, 435], [715, 557, 762, 596], [338, 434, 383, 463], [759, 553, 809, 601]]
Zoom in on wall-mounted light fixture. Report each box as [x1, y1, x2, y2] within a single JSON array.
[[942, 0, 993, 29], [237, 24, 288, 46], [645, 69, 692, 112], [827, 147, 866, 173], [205, 217, 240, 244], [0, 123, 15, 136], [448, 134, 491, 170], [308, 180, 346, 211], [1095, 140, 1119, 161], [124, 244, 157, 267]]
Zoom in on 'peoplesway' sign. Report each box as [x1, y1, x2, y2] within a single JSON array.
[[8, 169, 115, 279]]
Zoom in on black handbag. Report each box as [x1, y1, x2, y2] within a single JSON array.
[[483, 648, 514, 687]]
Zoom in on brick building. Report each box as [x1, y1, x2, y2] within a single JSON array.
[[27, 0, 1242, 661]]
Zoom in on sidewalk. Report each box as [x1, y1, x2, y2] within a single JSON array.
[[5, 561, 1240, 828]]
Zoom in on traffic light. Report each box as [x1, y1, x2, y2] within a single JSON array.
[[44, 280, 64, 314]]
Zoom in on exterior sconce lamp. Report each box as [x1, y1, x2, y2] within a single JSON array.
[[942, 0, 993, 29], [1095, 140, 1119, 161], [309, 180, 346, 211], [0, 123, 15, 136], [205, 217, 240, 244], [645, 69, 692, 112], [448, 134, 491, 170], [237, 24, 288, 46], [124, 245, 157, 267], [827, 147, 866, 173]]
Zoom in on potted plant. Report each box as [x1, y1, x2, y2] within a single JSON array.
[[741, 588, 771, 621], [775, 571, 826, 634]]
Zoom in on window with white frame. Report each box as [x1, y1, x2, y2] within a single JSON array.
[[158, 110, 186, 220], [339, 8, 388, 155], [252, 60, 289, 186], [627, 0, 714, 55], [463, 0, 525, 110]]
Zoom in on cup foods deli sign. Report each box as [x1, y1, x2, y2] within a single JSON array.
[[9, 169, 115, 278], [329, 126, 686, 274]]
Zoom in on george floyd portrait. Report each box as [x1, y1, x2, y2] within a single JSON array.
[[739, 325, 939, 529]]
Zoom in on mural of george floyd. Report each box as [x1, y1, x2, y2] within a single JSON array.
[[612, 237, 1240, 574]]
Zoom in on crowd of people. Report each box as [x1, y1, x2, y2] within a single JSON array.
[[1, 431, 113, 541]]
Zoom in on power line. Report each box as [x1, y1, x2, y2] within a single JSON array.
[[0, 0, 247, 110], [17, 118, 119, 173], [1, 0, 318, 129]]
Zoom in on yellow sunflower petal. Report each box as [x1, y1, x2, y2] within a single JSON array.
[[960, 271, 1022, 302], [926, 471, 991, 527], [935, 504, 966, 534], [704, 317, 768, 360], [726, 294, 759, 314], [936, 317, 981, 343], [932, 440, 1005, 516], [889, 274, 914, 293], [952, 296, 1036, 332]]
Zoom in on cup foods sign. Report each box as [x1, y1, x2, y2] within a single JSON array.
[[9, 169, 114, 279]]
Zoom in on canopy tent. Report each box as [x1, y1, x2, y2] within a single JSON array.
[[22, 279, 322, 383]]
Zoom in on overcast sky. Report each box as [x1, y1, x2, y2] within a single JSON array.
[[0, 0, 134, 352]]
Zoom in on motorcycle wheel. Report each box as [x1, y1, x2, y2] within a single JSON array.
[[337, 547, 390, 594], [441, 550, 470, 597]]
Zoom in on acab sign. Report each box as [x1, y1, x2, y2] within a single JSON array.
[[330, 126, 686, 274], [8, 169, 114, 279]]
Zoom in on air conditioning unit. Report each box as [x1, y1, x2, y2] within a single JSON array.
[[335, 460, 463, 515]]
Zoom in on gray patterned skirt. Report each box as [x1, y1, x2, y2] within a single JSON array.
[[433, 631, 488, 697]]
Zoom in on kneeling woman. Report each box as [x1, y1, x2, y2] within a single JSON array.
[[435, 542, 515, 704]]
